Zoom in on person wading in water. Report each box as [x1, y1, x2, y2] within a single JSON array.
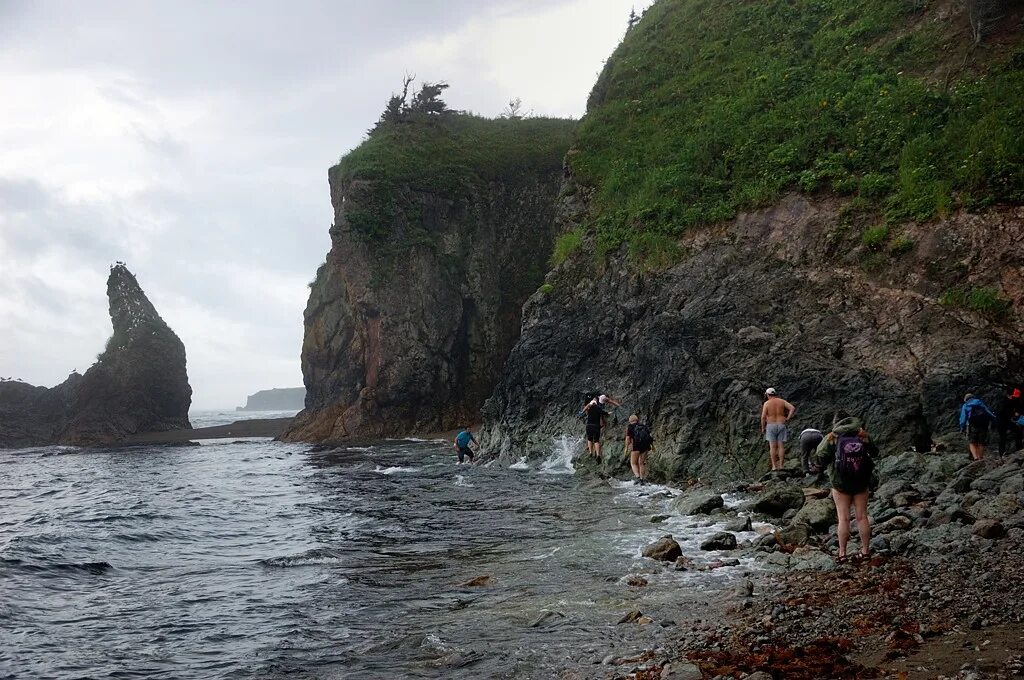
[[760, 387, 796, 471]]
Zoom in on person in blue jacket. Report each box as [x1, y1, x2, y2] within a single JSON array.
[[454, 426, 478, 465], [960, 393, 997, 461]]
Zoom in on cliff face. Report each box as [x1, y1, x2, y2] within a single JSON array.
[[0, 264, 192, 447], [481, 192, 1023, 477], [480, 0, 1024, 477], [283, 115, 575, 441]]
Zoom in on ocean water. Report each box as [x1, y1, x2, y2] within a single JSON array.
[[188, 409, 300, 429], [0, 437, 765, 679]]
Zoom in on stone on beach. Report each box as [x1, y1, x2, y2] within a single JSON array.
[[643, 535, 683, 562], [700, 531, 737, 551], [751, 485, 805, 517], [670, 492, 725, 516]]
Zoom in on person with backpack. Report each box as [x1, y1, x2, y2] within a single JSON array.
[[996, 387, 1023, 456], [625, 414, 654, 483], [454, 426, 478, 465], [960, 393, 997, 461], [814, 415, 878, 564]]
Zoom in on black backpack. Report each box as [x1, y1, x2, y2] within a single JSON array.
[[834, 434, 872, 488], [632, 423, 654, 450], [968, 404, 992, 429]]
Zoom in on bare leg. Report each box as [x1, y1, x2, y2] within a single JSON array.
[[853, 491, 871, 556], [777, 443, 786, 470], [594, 441, 602, 459], [630, 451, 640, 478], [639, 452, 648, 480], [832, 489, 853, 559], [969, 442, 985, 461]]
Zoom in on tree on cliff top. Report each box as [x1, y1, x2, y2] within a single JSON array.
[[373, 76, 451, 132]]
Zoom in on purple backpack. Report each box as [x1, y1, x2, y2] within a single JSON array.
[[835, 434, 871, 487]]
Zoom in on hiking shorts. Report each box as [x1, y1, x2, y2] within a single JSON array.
[[765, 423, 788, 443], [968, 426, 990, 445], [586, 424, 601, 443]]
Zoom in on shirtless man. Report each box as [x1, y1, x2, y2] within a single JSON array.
[[760, 387, 797, 471]]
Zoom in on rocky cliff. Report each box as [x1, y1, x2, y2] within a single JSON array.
[[480, 0, 1024, 478], [0, 264, 192, 447], [237, 387, 305, 411], [283, 114, 575, 441]]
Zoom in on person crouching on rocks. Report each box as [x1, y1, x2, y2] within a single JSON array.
[[625, 415, 654, 483], [814, 416, 878, 564], [454, 426, 478, 465], [799, 427, 824, 474]]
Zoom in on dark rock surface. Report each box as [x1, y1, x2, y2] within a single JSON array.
[[480, 189, 1023, 478], [0, 264, 191, 447], [284, 163, 567, 443], [642, 535, 683, 562], [699, 532, 737, 551], [751, 485, 806, 517]]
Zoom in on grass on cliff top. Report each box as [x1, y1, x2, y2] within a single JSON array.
[[333, 113, 575, 242], [569, 0, 1024, 262]]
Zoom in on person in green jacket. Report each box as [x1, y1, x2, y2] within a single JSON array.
[[814, 415, 879, 563]]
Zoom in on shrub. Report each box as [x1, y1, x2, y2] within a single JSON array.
[[538, 283, 554, 295], [940, 285, 1012, 319], [551, 229, 584, 266], [889, 235, 914, 256], [862, 225, 890, 249]]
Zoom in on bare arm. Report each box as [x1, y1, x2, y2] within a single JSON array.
[[784, 400, 797, 421], [607, 396, 621, 407], [760, 402, 768, 432]]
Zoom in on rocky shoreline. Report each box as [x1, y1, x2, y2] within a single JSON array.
[[574, 448, 1024, 679]]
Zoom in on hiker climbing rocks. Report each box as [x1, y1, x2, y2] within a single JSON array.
[[625, 414, 654, 483], [799, 427, 824, 474], [760, 387, 796, 471], [581, 394, 619, 460], [960, 393, 997, 461], [997, 386, 1023, 456], [815, 416, 878, 564]]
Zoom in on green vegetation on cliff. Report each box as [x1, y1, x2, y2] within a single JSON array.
[[333, 113, 575, 244], [570, 0, 1024, 261]]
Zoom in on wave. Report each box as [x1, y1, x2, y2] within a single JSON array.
[[258, 548, 347, 568], [1, 558, 112, 575], [539, 435, 580, 475], [508, 457, 530, 471], [373, 465, 420, 475]]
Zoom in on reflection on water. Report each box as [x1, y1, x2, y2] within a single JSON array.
[[0, 438, 758, 679]]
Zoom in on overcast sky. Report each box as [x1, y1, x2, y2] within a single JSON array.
[[0, 0, 650, 410]]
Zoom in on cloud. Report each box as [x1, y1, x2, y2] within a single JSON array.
[[0, 0, 651, 409]]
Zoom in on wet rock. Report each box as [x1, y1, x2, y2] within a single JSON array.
[[700, 532, 738, 551], [791, 497, 837, 532], [752, 485, 805, 517], [643, 536, 683, 562], [674, 555, 693, 571], [671, 492, 725, 516], [529, 610, 565, 628], [457, 575, 493, 587], [660, 662, 702, 679], [869, 535, 890, 552], [627, 575, 649, 587], [618, 609, 644, 624], [650, 514, 671, 524], [745, 673, 774, 680], [891, 490, 922, 507], [972, 519, 1005, 539], [724, 515, 753, 532], [776, 523, 810, 546]]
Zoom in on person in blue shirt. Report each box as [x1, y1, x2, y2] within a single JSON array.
[[454, 426, 478, 465], [960, 393, 997, 461]]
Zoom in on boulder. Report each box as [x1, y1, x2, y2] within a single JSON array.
[[972, 519, 1005, 539], [670, 492, 725, 515], [660, 662, 703, 680], [791, 498, 837, 532], [673, 555, 693, 571], [700, 531, 737, 551], [642, 536, 683, 562], [970, 493, 1021, 521], [724, 515, 753, 533], [752, 485, 805, 517], [776, 523, 811, 546], [875, 515, 913, 533]]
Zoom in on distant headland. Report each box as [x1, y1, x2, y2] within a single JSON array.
[[237, 387, 306, 411]]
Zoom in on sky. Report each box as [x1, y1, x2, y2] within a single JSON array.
[[0, 0, 651, 410]]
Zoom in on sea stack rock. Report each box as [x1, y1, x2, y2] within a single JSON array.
[[0, 264, 191, 447]]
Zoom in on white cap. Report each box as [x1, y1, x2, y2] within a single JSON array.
[[765, 387, 777, 396], [598, 395, 608, 404]]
